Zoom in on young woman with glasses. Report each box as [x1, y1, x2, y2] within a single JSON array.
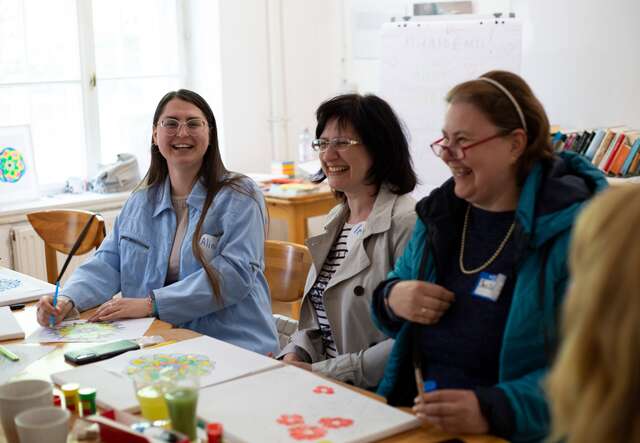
[[277, 93, 418, 389], [36, 89, 279, 355], [370, 71, 607, 442]]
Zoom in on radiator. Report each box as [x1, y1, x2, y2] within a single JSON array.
[[10, 210, 119, 284]]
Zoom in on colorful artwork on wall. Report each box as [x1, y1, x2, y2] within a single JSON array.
[[0, 125, 38, 204]]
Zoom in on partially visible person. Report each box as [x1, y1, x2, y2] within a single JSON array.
[[37, 89, 279, 355], [278, 93, 418, 389], [547, 184, 640, 443], [371, 71, 607, 442]]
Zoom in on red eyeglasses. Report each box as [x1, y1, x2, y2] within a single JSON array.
[[430, 132, 507, 160]]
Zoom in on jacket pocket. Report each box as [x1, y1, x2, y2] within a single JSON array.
[[119, 232, 150, 295]]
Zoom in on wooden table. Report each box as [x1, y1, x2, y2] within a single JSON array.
[[264, 189, 339, 245], [2, 305, 505, 443]]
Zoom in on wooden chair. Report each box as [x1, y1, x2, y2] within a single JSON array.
[[264, 240, 312, 320], [26, 210, 106, 284]]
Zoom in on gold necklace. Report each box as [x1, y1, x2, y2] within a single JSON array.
[[459, 204, 515, 275]]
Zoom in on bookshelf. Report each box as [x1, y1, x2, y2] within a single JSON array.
[[551, 127, 640, 179]]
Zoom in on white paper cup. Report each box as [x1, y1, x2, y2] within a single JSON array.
[[0, 380, 52, 443], [15, 407, 70, 443]]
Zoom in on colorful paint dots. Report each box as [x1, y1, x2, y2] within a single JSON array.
[[126, 353, 214, 382], [0, 147, 27, 183], [317, 417, 354, 429], [288, 425, 327, 441], [312, 385, 334, 395], [276, 414, 305, 426], [51, 321, 122, 341]]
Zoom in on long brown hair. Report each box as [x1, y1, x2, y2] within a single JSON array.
[[547, 185, 640, 443], [446, 70, 554, 185], [143, 89, 257, 304]]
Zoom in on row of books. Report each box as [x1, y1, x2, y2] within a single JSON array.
[[552, 127, 640, 177]]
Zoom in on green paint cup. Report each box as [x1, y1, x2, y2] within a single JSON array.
[[164, 375, 199, 441]]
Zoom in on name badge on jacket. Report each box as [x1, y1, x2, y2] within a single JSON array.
[[473, 272, 506, 302], [199, 233, 220, 261]]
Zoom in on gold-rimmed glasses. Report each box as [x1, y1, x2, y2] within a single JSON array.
[[311, 138, 360, 152]]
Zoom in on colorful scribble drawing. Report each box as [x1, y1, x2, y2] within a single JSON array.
[[45, 321, 123, 341], [0, 278, 21, 293], [125, 353, 214, 381], [0, 147, 27, 183]]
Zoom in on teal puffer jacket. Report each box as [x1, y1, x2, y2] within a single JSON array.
[[372, 152, 608, 442]]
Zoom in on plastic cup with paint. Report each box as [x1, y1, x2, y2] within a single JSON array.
[[163, 374, 199, 441], [133, 371, 170, 425], [14, 406, 70, 443], [0, 379, 53, 443]]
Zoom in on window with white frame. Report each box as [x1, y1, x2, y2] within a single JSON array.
[[0, 0, 183, 189]]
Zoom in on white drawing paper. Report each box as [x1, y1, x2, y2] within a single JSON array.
[[26, 317, 154, 343], [0, 266, 56, 306], [51, 336, 282, 413], [0, 306, 25, 340], [0, 344, 55, 384], [197, 365, 420, 443], [99, 335, 281, 389]]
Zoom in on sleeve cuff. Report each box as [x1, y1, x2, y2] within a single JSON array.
[[474, 386, 516, 440], [277, 345, 312, 363]]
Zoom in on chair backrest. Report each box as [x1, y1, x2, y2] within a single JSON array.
[[26, 210, 106, 284], [264, 240, 312, 319]]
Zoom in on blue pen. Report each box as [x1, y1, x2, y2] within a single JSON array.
[[423, 379, 438, 393], [50, 280, 60, 328]]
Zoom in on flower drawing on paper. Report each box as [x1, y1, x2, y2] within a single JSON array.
[[288, 424, 327, 441], [0, 147, 26, 183], [312, 385, 334, 395], [276, 414, 305, 426], [318, 417, 354, 429]]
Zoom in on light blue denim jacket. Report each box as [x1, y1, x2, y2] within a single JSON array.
[[63, 176, 279, 355]]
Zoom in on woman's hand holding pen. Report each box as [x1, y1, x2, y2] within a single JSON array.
[[413, 389, 489, 435], [88, 297, 149, 322], [36, 295, 73, 327], [387, 281, 454, 324]]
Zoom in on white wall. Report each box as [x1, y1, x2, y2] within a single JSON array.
[[347, 0, 640, 129], [513, 0, 640, 129], [188, 0, 345, 174]]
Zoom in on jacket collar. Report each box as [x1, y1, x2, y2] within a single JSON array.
[[152, 176, 208, 218], [417, 151, 607, 248], [319, 184, 399, 241]]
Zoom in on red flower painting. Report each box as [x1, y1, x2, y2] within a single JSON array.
[[288, 425, 327, 440], [312, 385, 334, 395], [318, 417, 354, 429], [276, 414, 305, 426]]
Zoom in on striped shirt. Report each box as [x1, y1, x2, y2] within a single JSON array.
[[308, 222, 365, 359]]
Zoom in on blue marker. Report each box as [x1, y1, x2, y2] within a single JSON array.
[[423, 379, 438, 393], [50, 280, 60, 328]]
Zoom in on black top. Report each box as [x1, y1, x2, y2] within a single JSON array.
[[419, 205, 517, 389]]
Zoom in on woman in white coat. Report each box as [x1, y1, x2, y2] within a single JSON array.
[[278, 94, 417, 388]]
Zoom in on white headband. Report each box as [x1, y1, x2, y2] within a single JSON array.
[[477, 77, 528, 133]]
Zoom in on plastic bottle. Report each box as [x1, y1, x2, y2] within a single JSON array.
[[298, 128, 313, 163]]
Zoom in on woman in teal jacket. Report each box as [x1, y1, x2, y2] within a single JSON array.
[[371, 71, 607, 442]]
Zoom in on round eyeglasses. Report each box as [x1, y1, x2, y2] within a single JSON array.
[[311, 138, 360, 152], [430, 132, 507, 160], [159, 118, 208, 136]]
